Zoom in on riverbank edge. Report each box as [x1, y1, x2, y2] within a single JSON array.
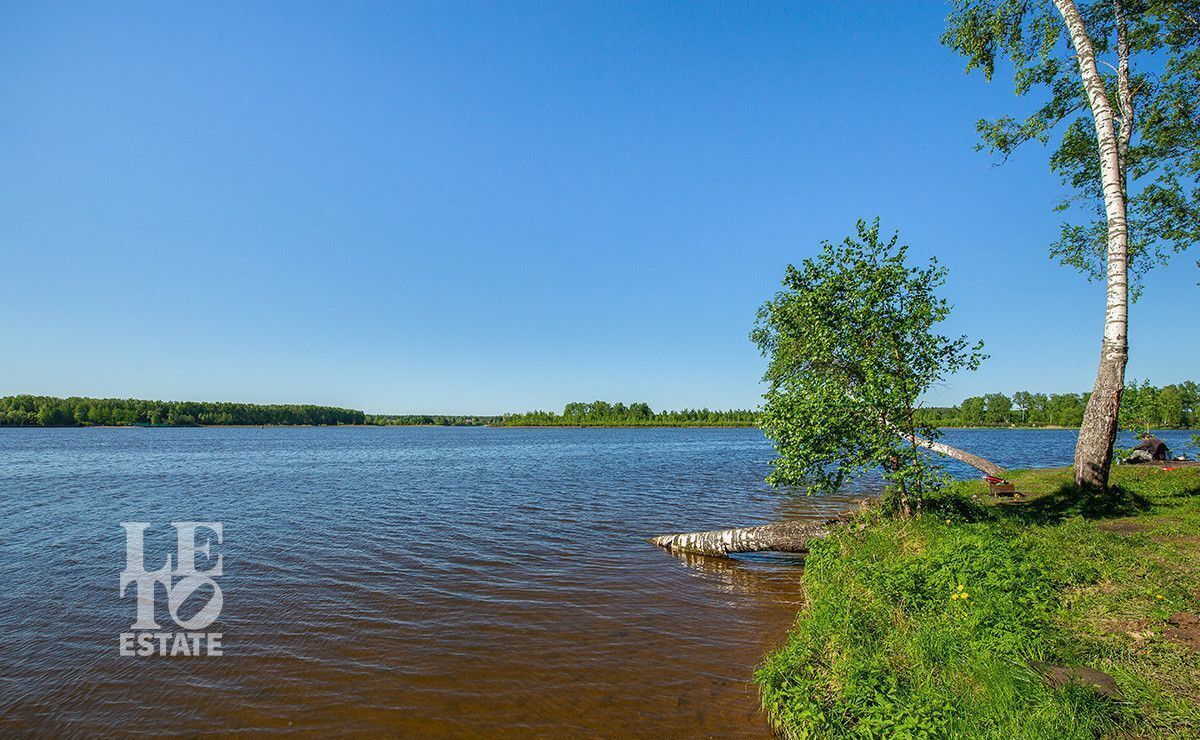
[[756, 466, 1200, 738]]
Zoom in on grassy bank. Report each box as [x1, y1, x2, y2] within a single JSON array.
[[757, 466, 1200, 738]]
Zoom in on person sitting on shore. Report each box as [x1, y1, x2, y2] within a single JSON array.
[[1124, 433, 1171, 464]]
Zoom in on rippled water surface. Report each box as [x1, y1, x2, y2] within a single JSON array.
[[1, 427, 1194, 737]]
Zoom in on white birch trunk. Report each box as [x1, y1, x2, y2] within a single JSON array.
[[1053, 0, 1131, 490], [906, 432, 1006, 478], [649, 518, 835, 557]]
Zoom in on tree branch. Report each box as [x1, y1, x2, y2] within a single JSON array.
[[1114, 0, 1134, 186], [904, 431, 1006, 478]]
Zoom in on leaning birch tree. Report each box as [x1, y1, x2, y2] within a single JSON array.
[[944, 0, 1200, 490], [650, 220, 1000, 556], [751, 219, 989, 517]]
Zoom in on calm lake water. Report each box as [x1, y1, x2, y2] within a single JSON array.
[[1, 427, 1194, 737]]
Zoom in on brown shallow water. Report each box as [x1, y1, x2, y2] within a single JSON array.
[[6, 426, 1188, 735], [0, 427, 865, 736]]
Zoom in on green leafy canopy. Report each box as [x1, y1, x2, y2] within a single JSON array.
[[752, 219, 985, 511], [943, 0, 1200, 289]]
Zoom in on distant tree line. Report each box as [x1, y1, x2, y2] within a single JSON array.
[[0, 395, 507, 428], [0, 396, 366, 427], [495, 401, 758, 427], [915, 381, 1199, 429], [364, 414, 499, 426], [5, 383, 1194, 430]]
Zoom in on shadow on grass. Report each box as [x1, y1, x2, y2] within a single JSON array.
[[997, 484, 1154, 525]]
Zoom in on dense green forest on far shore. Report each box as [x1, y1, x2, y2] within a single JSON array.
[[0, 396, 368, 427], [501, 382, 1199, 429], [915, 380, 1199, 429], [4, 381, 1196, 429], [495, 401, 757, 427], [0, 396, 513, 428]]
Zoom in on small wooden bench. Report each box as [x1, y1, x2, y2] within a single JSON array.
[[985, 475, 1017, 496]]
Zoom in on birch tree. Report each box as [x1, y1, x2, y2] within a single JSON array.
[[944, 0, 1199, 490]]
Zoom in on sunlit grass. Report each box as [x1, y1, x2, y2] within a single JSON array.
[[757, 466, 1200, 738]]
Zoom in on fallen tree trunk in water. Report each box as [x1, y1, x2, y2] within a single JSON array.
[[651, 438, 1004, 557], [649, 518, 837, 557]]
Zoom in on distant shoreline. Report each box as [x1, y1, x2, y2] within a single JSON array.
[[7, 394, 1196, 431], [5, 424, 1197, 431], [487, 424, 757, 429]]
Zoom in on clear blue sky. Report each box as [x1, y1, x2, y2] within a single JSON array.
[[1, 2, 1195, 415]]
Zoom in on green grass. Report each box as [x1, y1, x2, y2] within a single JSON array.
[[756, 466, 1200, 739]]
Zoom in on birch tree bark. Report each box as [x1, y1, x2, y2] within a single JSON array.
[[1053, 0, 1130, 490], [649, 518, 834, 557], [907, 432, 1006, 478]]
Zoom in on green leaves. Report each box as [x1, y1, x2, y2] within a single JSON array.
[[753, 220, 984, 509], [944, 0, 1200, 283]]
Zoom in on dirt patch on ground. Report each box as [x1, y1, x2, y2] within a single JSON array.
[[1153, 533, 1200, 547], [1164, 612, 1200, 653], [1030, 660, 1121, 699], [1098, 519, 1149, 534], [1101, 617, 1155, 642]]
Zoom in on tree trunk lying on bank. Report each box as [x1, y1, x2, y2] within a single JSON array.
[[649, 517, 838, 557], [650, 437, 1003, 557]]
